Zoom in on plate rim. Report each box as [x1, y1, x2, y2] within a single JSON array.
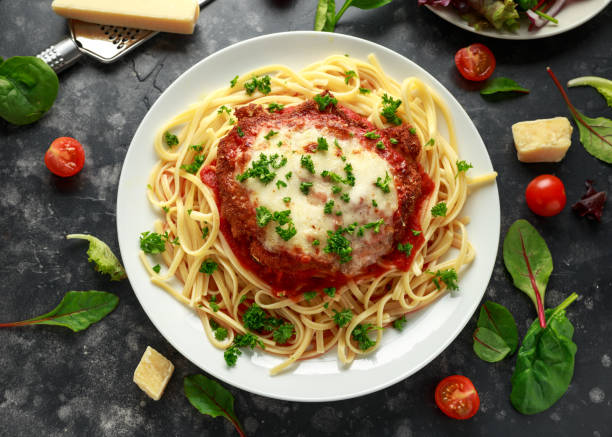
[[116, 30, 501, 402], [425, 0, 612, 40]]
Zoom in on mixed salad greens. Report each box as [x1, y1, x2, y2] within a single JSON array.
[[419, 0, 568, 32]]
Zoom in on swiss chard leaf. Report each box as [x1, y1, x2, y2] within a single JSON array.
[[0, 291, 119, 332], [548, 67, 612, 164], [510, 293, 578, 415], [67, 234, 126, 281], [503, 220, 552, 329], [184, 375, 246, 437], [473, 301, 519, 362], [567, 76, 612, 109], [0, 56, 59, 125], [480, 77, 530, 96], [351, 0, 394, 9]]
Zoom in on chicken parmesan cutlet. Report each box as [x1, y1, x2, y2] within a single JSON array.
[[216, 92, 427, 296]]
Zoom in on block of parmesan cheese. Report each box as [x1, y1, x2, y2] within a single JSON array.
[[51, 0, 199, 34], [133, 346, 174, 401], [512, 117, 573, 163]]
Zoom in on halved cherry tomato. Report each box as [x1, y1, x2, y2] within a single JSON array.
[[525, 174, 566, 217], [44, 137, 85, 177], [454, 43, 496, 81], [435, 375, 480, 420]]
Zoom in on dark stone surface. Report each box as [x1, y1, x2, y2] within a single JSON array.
[[1, 1, 611, 436]]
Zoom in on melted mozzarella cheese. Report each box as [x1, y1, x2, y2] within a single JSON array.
[[239, 125, 398, 271]]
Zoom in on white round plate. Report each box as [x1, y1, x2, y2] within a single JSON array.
[[117, 31, 500, 402], [426, 0, 611, 40]]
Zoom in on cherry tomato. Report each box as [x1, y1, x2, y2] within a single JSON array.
[[525, 174, 566, 217], [435, 375, 480, 420], [454, 43, 496, 81], [44, 137, 85, 177]]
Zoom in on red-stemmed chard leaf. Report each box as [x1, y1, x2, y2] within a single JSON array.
[[503, 220, 553, 328], [547, 67, 612, 164], [0, 291, 118, 332], [572, 180, 607, 221], [184, 375, 246, 437], [473, 301, 519, 362]]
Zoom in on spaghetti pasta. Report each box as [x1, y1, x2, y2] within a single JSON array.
[[140, 54, 496, 375]]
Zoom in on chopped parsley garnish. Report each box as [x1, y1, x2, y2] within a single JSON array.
[[276, 180, 287, 189], [456, 160, 473, 177], [323, 302, 329, 309], [321, 170, 343, 184], [393, 316, 407, 331], [323, 287, 336, 297], [152, 264, 161, 274], [164, 131, 179, 147], [300, 181, 313, 194], [243, 303, 279, 331], [300, 155, 315, 174], [162, 206, 169, 213], [224, 333, 265, 367], [229, 118, 236, 125], [217, 106, 231, 115], [187, 209, 192, 215], [381, 93, 402, 125], [412, 229, 421, 236], [199, 259, 218, 275], [273, 210, 292, 225], [212, 322, 228, 341], [190, 144, 204, 152], [282, 196, 291, 203], [324, 200, 335, 214], [389, 138, 398, 145], [317, 137, 329, 151], [312, 239, 320, 246], [276, 223, 297, 241], [335, 211, 343, 216], [285, 171, 292, 180], [237, 126, 245, 137], [277, 141, 283, 147], [324, 229, 352, 263], [236, 153, 286, 184], [244, 75, 271, 95], [340, 193, 350, 203], [273, 323, 294, 344], [359, 87, 371, 94], [333, 309, 353, 327], [429, 268, 459, 290], [139, 231, 168, 254], [364, 218, 384, 233], [357, 227, 365, 237], [313, 94, 337, 111], [255, 206, 273, 227], [424, 138, 435, 147], [409, 127, 417, 135], [230, 75, 239, 87], [397, 242, 413, 257], [267, 102, 285, 113], [364, 131, 380, 139], [431, 202, 447, 217], [332, 185, 342, 194], [351, 324, 377, 350], [375, 172, 391, 193], [202, 227, 209, 239], [344, 70, 357, 84], [303, 291, 318, 301], [343, 164, 355, 186], [264, 130, 278, 140], [372, 199, 378, 207], [376, 141, 385, 150], [334, 139, 342, 149], [180, 154, 205, 174]]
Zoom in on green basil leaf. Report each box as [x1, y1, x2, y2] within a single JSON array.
[[567, 76, 612, 109], [473, 327, 512, 362], [480, 77, 530, 95], [571, 110, 612, 164], [477, 301, 519, 354], [510, 293, 578, 415], [0, 291, 119, 332], [503, 220, 552, 328], [351, 0, 394, 9], [0, 56, 59, 125], [314, 0, 330, 31], [184, 375, 246, 437], [67, 234, 126, 281]]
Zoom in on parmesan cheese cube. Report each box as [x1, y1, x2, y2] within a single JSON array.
[[511, 117, 573, 163], [51, 0, 199, 35], [133, 346, 174, 401]]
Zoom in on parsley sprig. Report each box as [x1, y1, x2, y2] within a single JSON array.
[[244, 75, 272, 95], [429, 268, 459, 290], [313, 94, 338, 111], [381, 93, 402, 125]]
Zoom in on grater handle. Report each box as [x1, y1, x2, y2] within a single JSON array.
[[37, 38, 83, 73]]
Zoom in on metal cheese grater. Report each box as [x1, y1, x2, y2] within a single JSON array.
[[37, 0, 214, 73]]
